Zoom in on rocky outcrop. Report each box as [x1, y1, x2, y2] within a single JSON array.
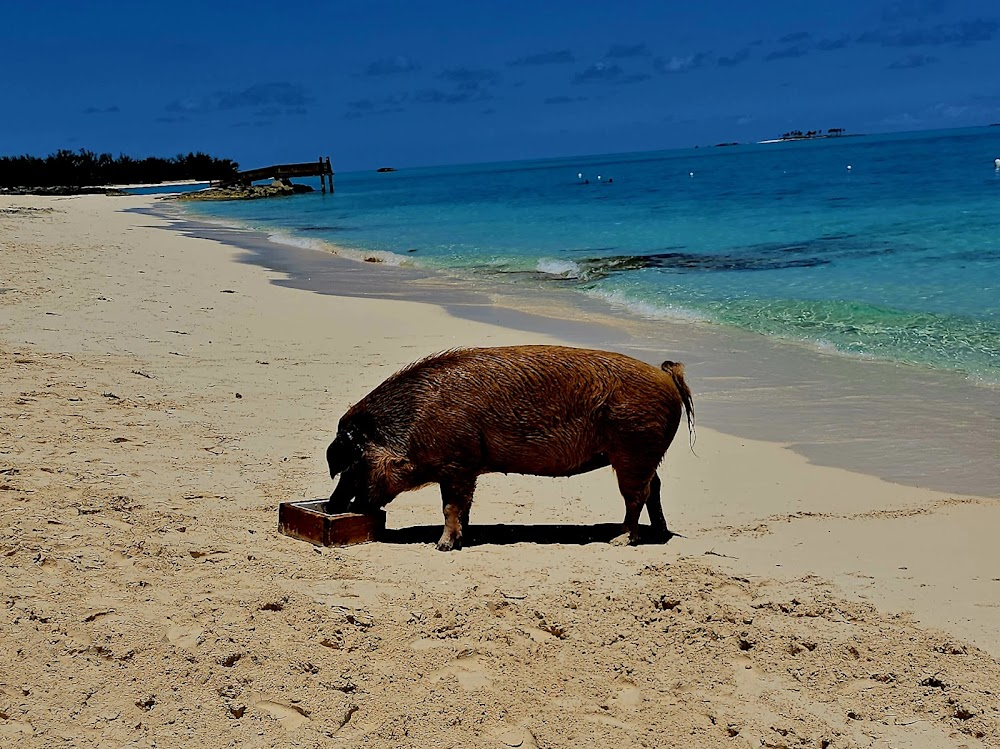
[[174, 180, 314, 202]]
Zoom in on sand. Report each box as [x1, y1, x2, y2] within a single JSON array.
[[1, 194, 998, 748]]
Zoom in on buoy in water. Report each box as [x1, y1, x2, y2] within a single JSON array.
[[994, 158, 1000, 169]]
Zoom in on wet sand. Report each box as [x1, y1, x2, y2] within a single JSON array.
[[166, 202, 1000, 499]]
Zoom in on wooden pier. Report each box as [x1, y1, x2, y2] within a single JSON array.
[[216, 156, 334, 193]]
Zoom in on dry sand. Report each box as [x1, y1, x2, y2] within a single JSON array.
[[1, 195, 998, 748]]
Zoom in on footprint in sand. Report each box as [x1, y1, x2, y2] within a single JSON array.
[[251, 697, 310, 731], [0, 721, 33, 738], [164, 624, 203, 650], [609, 679, 642, 710], [429, 653, 494, 690], [492, 726, 538, 748]]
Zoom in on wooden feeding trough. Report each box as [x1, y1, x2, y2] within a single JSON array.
[[278, 500, 385, 547]]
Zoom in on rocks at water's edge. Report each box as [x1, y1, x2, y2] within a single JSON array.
[[174, 179, 314, 202]]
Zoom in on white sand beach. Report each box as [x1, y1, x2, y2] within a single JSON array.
[[1, 194, 998, 748]]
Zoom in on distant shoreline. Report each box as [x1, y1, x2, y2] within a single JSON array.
[[757, 133, 862, 145]]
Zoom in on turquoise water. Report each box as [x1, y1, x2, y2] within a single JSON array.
[[182, 127, 1000, 383]]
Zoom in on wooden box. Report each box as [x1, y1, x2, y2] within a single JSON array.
[[278, 500, 385, 547]]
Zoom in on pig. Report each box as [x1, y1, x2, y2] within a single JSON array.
[[325, 345, 694, 551]]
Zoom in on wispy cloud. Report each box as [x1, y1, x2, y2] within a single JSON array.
[[165, 82, 314, 115], [764, 44, 811, 61], [778, 31, 811, 44], [508, 49, 575, 66], [437, 67, 501, 91], [654, 53, 710, 73], [605, 43, 651, 59], [817, 35, 851, 51], [83, 105, 120, 115], [717, 48, 751, 67], [887, 53, 938, 68], [544, 95, 588, 105], [345, 93, 409, 119], [214, 83, 313, 110], [880, 0, 946, 24], [763, 32, 855, 61], [858, 18, 999, 47], [414, 88, 478, 105], [572, 62, 650, 84], [363, 56, 421, 76]]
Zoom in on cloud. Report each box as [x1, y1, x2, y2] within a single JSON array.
[[880, 0, 946, 24], [437, 67, 501, 91], [508, 49, 575, 66], [654, 53, 710, 73], [605, 43, 651, 59], [165, 82, 314, 115], [214, 82, 313, 110], [414, 88, 485, 105], [544, 95, 588, 105], [764, 32, 853, 60], [82, 105, 120, 115], [816, 36, 851, 51], [717, 48, 751, 67], [572, 62, 651, 84], [764, 44, 811, 61], [386, 67, 501, 107], [363, 56, 421, 76], [887, 53, 938, 68], [344, 94, 409, 119], [778, 31, 811, 44], [858, 18, 999, 47]]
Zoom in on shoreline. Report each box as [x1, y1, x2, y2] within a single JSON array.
[[3, 194, 999, 746], [167, 198, 1000, 499]]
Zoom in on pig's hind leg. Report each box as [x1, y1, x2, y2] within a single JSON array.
[[609, 456, 659, 546], [436, 474, 477, 552], [643, 473, 674, 542]]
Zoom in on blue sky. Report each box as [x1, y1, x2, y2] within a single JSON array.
[[3, 0, 999, 171]]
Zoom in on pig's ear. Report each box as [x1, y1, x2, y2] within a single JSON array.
[[327, 426, 365, 477]]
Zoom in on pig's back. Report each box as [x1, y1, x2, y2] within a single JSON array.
[[354, 346, 680, 475]]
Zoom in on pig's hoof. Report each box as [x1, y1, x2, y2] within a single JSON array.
[[436, 535, 462, 552], [649, 527, 675, 544], [610, 533, 638, 547]]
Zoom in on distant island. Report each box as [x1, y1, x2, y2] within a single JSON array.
[[0, 149, 238, 193], [759, 128, 855, 144]]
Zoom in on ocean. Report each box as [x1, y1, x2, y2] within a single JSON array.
[[179, 126, 1000, 385], [162, 126, 1000, 497]]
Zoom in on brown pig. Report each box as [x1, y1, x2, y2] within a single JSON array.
[[325, 345, 694, 551]]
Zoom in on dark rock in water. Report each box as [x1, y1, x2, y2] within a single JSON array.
[[173, 181, 314, 202]]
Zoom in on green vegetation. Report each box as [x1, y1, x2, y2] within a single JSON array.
[[779, 128, 846, 140], [0, 149, 239, 188]]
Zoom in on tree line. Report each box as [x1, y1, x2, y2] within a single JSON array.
[[780, 128, 846, 140], [0, 149, 239, 188]]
